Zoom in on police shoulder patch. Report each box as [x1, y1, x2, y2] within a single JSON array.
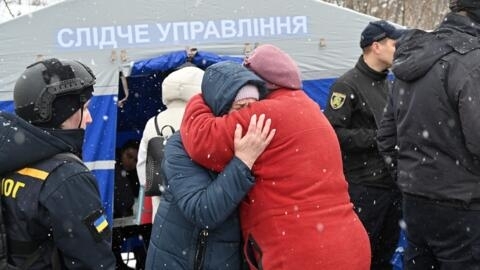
[[83, 209, 111, 242], [330, 92, 347, 110]]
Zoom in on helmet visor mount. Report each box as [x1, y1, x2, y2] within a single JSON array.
[[34, 77, 94, 123]]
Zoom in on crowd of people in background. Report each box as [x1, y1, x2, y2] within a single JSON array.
[[1, 1, 480, 269]]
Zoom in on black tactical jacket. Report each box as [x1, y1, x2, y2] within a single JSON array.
[[0, 112, 115, 269], [377, 13, 480, 203], [324, 56, 395, 189]]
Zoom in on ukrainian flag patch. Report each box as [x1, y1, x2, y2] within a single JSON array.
[[83, 209, 111, 242], [94, 214, 108, 233]]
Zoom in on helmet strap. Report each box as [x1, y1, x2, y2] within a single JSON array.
[[77, 105, 84, 129]]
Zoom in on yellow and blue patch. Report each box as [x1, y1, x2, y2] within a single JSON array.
[[94, 214, 108, 233], [83, 209, 111, 242]]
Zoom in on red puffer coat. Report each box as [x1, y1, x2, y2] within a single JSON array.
[[181, 89, 371, 270]]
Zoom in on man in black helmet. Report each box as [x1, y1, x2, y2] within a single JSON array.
[[377, 1, 480, 269], [0, 58, 116, 269]]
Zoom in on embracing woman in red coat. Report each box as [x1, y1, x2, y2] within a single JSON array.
[[180, 44, 371, 270]]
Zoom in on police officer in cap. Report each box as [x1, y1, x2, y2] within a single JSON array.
[[0, 58, 115, 269], [323, 20, 404, 269]]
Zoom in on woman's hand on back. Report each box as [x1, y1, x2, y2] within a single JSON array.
[[234, 114, 275, 169]]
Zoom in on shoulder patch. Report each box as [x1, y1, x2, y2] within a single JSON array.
[[83, 209, 111, 242], [16, 167, 49, 181], [330, 92, 347, 110]]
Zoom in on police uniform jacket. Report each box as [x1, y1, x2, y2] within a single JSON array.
[[377, 13, 480, 204], [0, 112, 115, 269], [324, 56, 395, 189]]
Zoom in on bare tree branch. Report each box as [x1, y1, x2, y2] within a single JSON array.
[[322, 0, 449, 29], [3, 0, 15, 17]]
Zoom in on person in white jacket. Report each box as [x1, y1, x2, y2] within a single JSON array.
[[137, 66, 204, 220]]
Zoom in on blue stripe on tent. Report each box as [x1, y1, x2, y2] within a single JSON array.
[[131, 50, 187, 75], [91, 169, 114, 222], [84, 95, 117, 162], [84, 95, 117, 223], [189, 51, 242, 69], [131, 50, 242, 76], [0, 101, 14, 112], [302, 78, 337, 111]]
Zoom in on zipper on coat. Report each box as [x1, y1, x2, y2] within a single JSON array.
[[194, 229, 208, 270]]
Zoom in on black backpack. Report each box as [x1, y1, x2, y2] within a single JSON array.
[[144, 114, 175, 197]]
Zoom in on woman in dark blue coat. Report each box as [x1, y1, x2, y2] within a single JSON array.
[[145, 62, 274, 270]]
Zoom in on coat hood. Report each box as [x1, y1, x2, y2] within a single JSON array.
[[201, 61, 266, 116], [393, 13, 480, 82], [0, 111, 78, 174], [162, 66, 204, 106]]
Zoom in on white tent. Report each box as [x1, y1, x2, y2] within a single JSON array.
[[0, 0, 380, 221]]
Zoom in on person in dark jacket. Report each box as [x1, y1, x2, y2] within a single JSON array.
[[145, 62, 275, 270], [113, 140, 151, 270], [377, 1, 480, 268], [0, 58, 116, 269], [323, 20, 404, 269]]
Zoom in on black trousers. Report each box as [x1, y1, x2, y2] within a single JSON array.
[[403, 194, 480, 270], [348, 183, 402, 270]]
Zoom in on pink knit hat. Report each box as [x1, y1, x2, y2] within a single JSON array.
[[234, 84, 259, 102], [244, 44, 302, 90]]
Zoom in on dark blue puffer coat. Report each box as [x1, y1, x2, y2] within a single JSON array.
[[145, 62, 265, 270]]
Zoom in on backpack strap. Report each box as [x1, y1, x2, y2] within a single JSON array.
[[154, 114, 175, 137], [144, 119, 175, 197], [160, 125, 175, 138], [154, 115, 161, 135]]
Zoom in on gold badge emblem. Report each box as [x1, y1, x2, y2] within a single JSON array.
[[330, 92, 346, 110]]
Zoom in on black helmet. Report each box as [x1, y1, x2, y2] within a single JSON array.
[[14, 58, 95, 128]]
